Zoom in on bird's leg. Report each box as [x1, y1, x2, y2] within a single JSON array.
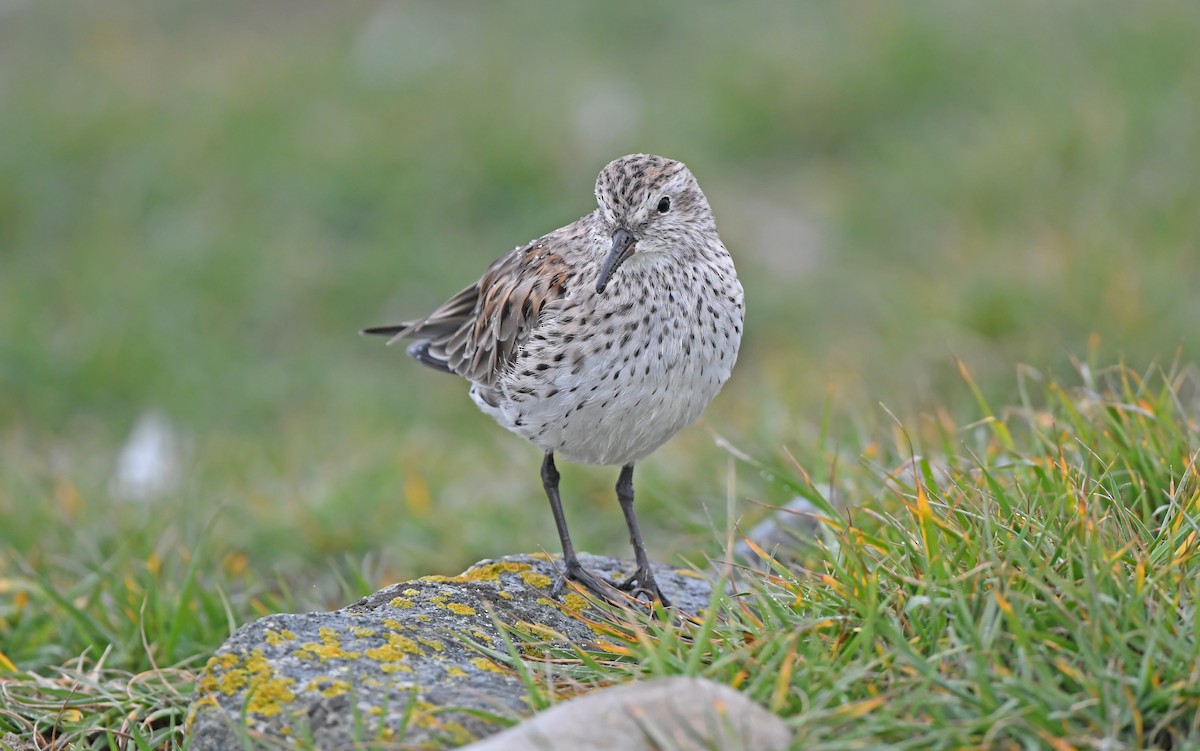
[[542, 452, 621, 602], [614, 464, 671, 606]]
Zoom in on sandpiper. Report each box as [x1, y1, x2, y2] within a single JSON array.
[[365, 154, 744, 605]]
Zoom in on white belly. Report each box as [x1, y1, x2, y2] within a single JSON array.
[[472, 264, 743, 467]]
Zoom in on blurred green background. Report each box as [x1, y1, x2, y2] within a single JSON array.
[[2, 1, 1199, 630]]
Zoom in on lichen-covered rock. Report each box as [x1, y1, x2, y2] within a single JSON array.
[[186, 553, 713, 749], [460, 676, 791, 751]]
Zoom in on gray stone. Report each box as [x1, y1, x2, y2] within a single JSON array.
[[1, 734, 39, 751], [186, 553, 714, 749], [734, 495, 831, 566], [460, 676, 791, 751]]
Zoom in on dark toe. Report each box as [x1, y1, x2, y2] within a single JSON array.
[[552, 561, 626, 605], [617, 568, 672, 607]]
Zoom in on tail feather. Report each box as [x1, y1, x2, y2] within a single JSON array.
[[406, 341, 454, 374], [361, 324, 407, 337]]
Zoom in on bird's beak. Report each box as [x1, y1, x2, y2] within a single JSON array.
[[596, 227, 636, 294]]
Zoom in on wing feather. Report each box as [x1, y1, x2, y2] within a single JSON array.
[[363, 236, 577, 385]]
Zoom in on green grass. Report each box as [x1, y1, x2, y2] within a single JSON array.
[[515, 362, 1200, 749], [2, 1, 1200, 748]]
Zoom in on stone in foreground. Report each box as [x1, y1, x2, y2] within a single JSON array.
[[186, 554, 714, 749], [459, 676, 791, 751]]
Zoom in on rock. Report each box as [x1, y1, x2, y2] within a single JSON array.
[[187, 553, 714, 749], [460, 676, 791, 751], [735, 495, 831, 566], [1, 733, 39, 751]]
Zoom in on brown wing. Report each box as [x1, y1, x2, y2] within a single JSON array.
[[363, 239, 575, 386]]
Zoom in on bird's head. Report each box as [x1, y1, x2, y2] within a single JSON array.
[[592, 153, 714, 294]]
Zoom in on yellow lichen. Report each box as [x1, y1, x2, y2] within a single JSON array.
[[364, 632, 424, 662], [562, 593, 590, 612], [246, 675, 296, 716], [418, 637, 445, 652], [419, 575, 451, 583], [244, 650, 269, 673], [389, 597, 415, 609], [498, 591, 514, 600], [471, 630, 493, 643], [305, 678, 351, 698], [382, 619, 403, 630], [520, 570, 552, 589], [351, 626, 377, 638], [535, 597, 558, 608], [446, 602, 476, 616], [381, 662, 414, 673], [189, 694, 218, 715], [402, 588, 420, 597], [205, 649, 298, 717], [218, 670, 248, 695], [428, 594, 449, 605], [455, 560, 528, 582], [297, 626, 362, 662], [417, 614, 431, 622], [264, 628, 297, 646], [445, 666, 468, 679], [470, 657, 507, 674]]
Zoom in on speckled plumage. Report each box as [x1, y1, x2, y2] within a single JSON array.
[[365, 154, 743, 604]]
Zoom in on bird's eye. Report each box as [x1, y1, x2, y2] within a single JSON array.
[[656, 196, 671, 213]]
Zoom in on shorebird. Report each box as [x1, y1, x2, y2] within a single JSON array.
[[364, 154, 744, 605]]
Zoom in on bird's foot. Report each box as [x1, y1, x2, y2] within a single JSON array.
[[551, 559, 627, 606], [617, 566, 672, 608]]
